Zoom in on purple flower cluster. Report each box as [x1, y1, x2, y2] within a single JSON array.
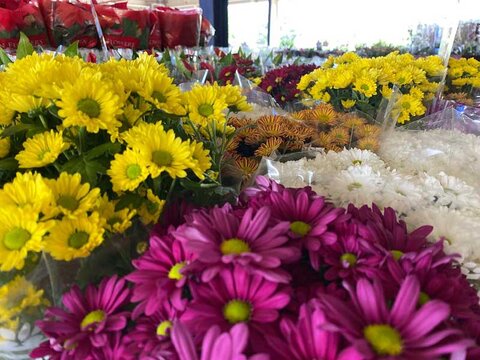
[[32, 176, 480, 359]]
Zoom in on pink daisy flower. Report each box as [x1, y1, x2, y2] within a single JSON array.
[[319, 275, 474, 358], [125, 302, 179, 359], [181, 265, 290, 335], [265, 300, 362, 360], [127, 231, 193, 315], [171, 322, 269, 360], [174, 203, 299, 283], [31, 276, 130, 360]]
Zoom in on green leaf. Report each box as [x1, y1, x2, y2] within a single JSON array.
[[219, 52, 234, 66], [60, 157, 84, 175], [273, 53, 283, 66], [115, 193, 145, 211], [64, 41, 79, 57], [1, 123, 37, 138], [0, 158, 18, 171], [0, 48, 12, 65], [16, 32, 34, 60], [84, 142, 122, 161]]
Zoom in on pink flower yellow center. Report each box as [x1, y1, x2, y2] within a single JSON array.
[[290, 221, 311, 236], [126, 164, 142, 180], [80, 310, 106, 330], [340, 252, 357, 267], [156, 320, 172, 336], [223, 300, 251, 324], [68, 231, 89, 249], [57, 195, 79, 211], [364, 324, 403, 356], [168, 262, 186, 280], [198, 104, 214, 117], [152, 150, 173, 167], [220, 238, 251, 255], [3, 227, 31, 250], [77, 98, 101, 118], [391, 250, 404, 261]]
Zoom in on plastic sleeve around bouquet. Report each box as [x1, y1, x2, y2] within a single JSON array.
[[147, 8, 161, 49], [155, 6, 202, 48], [39, 0, 98, 48], [0, 0, 48, 49], [95, 3, 149, 50]]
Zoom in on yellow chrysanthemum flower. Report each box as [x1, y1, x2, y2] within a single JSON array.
[[134, 52, 169, 75], [15, 130, 70, 169], [121, 121, 164, 147], [138, 189, 165, 225], [0, 172, 53, 214], [44, 213, 105, 261], [108, 149, 149, 193], [122, 104, 144, 126], [331, 69, 354, 89], [0, 206, 52, 271], [96, 195, 136, 234], [381, 85, 393, 99], [136, 127, 194, 179], [6, 94, 50, 114], [215, 84, 252, 112], [0, 134, 10, 158], [184, 84, 228, 128], [138, 71, 185, 116], [353, 77, 377, 98], [57, 71, 123, 134], [188, 141, 212, 180], [45, 172, 101, 219], [0, 276, 45, 329], [341, 99, 356, 109]]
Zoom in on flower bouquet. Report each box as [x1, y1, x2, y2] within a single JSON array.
[[0, 0, 48, 49], [298, 52, 445, 124], [445, 57, 480, 105], [0, 36, 251, 356], [155, 6, 202, 49], [29, 176, 480, 359]]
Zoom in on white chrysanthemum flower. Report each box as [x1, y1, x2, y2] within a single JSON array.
[[327, 165, 384, 207], [325, 148, 386, 172], [434, 172, 480, 211], [381, 172, 425, 215], [0, 323, 44, 359]]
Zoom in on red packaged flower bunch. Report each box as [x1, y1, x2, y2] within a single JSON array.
[[155, 6, 202, 48], [39, 0, 98, 48], [0, 0, 48, 49], [95, 2, 149, 50]]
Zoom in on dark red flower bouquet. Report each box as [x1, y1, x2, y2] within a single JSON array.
[[0, 0, 48, 49], [259, 64, 318, 107], [155, 6, 202, 49]]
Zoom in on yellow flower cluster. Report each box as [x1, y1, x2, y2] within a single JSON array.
[[0, 172, 135, 269], [298, 52, 445, 124], [0, 276, 47, 330], [446, 57, 480, 100]]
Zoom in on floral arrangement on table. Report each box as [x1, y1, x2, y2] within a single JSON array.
[[445, 57, 480, 105], [297, 52, 445, 123], [258, 64, 318, 107], [292, 103, 382, 152], [29, 176, 480, 359], [225, 114, 315, 181], [0, 40, 251, 355]]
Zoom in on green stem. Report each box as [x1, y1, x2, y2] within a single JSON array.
[[39, 114, 48, 129], [78, 126, 86, 153], [166, 178, 177, 203], [42, 252, 60, 306]]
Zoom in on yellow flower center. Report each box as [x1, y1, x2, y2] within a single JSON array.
[[37, 149, 49, 161], [348, 182, 363, 191], [57, 195, 79, 211], [3, 228, 31, 250], [223, 300, 251, 324], [391, 250, 404, 261], [68, 231, 89, 249], [156, 320, 172, 336], [168, 262, 186, 280], [146, 200, 159, 214], [418, 291, 430, 306], [402, 102, 411, 110], [80, 310, 106, 330], [152, 150, 173, 167], [364, 324, 403, 356], [152, 91, 167, 103], [361, 84, 370, 91], [126, 163, 142, 180], [198, 104, 214, 117], [136, 241, 148, 254], [290, 221, 311, 236], [352, 159, 362, 165], [77, 98, 101, 118], [340, 252, 357, 266], [107, 216, 121, 226], [220, 238, 251, 255]]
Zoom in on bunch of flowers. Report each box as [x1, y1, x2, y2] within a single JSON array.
[[31, 176, 480, 359], [445, 57, 480, 105], [292, 103, 382, 152], [298, 52, 445, 123], [267, 144, 480, 270], [226, 114, 315, 180], [0, 41, 251, 352], [258, 64, 318, 107]]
